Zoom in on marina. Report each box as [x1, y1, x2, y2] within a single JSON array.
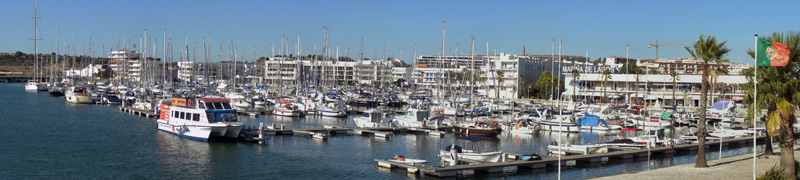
[[3, 1, 797, 179], [1, 83, 776, 179]]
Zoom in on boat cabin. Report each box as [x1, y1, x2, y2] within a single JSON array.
[[164, 98, 238, 123]]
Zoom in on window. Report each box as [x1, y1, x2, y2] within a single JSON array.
[[221, 103, 231, 109], [173, 111, 178, 118], [199, 103, 205, 109], [206, 102, 215, 109], [187, 113, 193, 120], [180, 112, 185, 119], [193, 113, 200, 121]]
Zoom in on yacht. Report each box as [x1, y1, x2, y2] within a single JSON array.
[[65, 86, 94, 104], [157, 98, 243, 141]]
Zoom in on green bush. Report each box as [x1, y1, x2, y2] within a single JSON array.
[[757, 165, 784, 180]]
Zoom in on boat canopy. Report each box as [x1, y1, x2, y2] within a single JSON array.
[[579, 117, 608, 127], [660, 112, 673, 120]]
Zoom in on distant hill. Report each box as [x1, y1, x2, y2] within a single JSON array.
[[0, 51, 109, 67]]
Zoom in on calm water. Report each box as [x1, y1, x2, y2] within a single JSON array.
[[0, 83, 765, 179]]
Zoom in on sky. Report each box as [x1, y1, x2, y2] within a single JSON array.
[[1, 0, 798, 65]]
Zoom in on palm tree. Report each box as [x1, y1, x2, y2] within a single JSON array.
[[670, 71, 680, 107], [571, 69, 580, 102], [684, 34, 730, 168], [495, 70, 504, 100], [600, 69, 612, 107], [745, 32, 800, 178], [517, 74, 526, 99]]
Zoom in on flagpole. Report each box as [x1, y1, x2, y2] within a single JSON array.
[[753, 34, 758, 180]]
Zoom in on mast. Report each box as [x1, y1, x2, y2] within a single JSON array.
[[54, 20, 59, 85], [470, 37, 475, 116], [32, 0, 41, 82], [439, 21, 445, 99], [411, 43, 416, 90]]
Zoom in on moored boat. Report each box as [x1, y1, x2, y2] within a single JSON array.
[[157, 98, 243, 141]]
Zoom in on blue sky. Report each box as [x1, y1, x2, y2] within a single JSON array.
[[1, 0, 798, 65]]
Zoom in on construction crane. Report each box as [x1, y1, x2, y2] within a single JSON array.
[[647, 40, 693, 61]]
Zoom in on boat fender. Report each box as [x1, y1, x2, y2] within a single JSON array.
[[668, 139, 674, 148]]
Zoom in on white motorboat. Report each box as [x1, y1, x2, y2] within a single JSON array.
[[547, 143, 604, 155], [632, 118, 672, 127], [157, 98, 243, 141], [385, 155, 427, 167], [65, 86, 94, 104], [354, 110, 388, 128], [392, 107, 431, 128], [273, 103, 303, 117]]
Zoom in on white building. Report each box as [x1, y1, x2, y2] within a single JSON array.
[[562, 73, 749, 106]]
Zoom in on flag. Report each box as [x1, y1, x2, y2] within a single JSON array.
[[757, 38, 790, 66]]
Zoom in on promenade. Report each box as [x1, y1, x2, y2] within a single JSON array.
[[593, 146, 800, 180]]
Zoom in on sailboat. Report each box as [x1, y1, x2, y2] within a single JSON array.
[[25, 0, 46, 91]]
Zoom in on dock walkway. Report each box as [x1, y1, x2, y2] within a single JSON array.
[[376, 136, 767, 177]]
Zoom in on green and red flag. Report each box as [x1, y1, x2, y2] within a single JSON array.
[[756, 38, 790, 66]]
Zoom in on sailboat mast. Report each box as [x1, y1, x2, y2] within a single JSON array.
[[33, 0, 39, 82]]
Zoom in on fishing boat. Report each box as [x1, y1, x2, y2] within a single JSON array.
[[157, 98, 243, 141], [65, 86, 94, 104]]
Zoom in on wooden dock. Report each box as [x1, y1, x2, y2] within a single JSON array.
[[376, 136, 767, 177], [261, 126, 452, 139], [120, 106, 158, 118]]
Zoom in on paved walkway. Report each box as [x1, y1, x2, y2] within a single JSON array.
[[592, 147, 800, 180]]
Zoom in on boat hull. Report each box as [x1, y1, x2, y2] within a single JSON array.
[[157, 120, 242, 141], [538, 122, 581, 132], [318, 109, 347, 117], [273, 108, 302, 117], [454, 125, 501, 137], [66, 94, 94, 104]]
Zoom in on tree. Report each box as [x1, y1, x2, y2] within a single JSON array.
[[571, 69, 580, 102], [684, 34, 730, 168], [534, 71, 559, 99], [517, 74, 526, 99], [648, 69, 661, 74], [619, 62, 643, 104], [600, 69, 612, 107], [495, 70, 504, 100], [745, 32, 800, 178], [619, 62, 642, 75], [670, 71, 680, 106]]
